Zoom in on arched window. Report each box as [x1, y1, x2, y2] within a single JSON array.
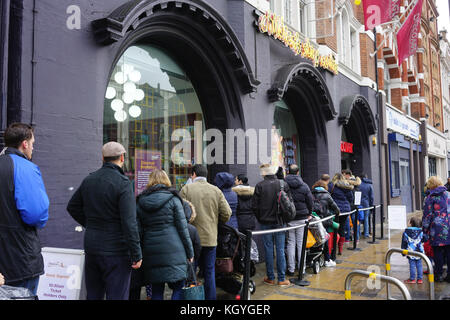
[[103, 44, 205, 193], [338, 8, 350, 65]]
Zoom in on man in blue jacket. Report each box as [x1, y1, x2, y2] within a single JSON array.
[[359, 174, 374, 238], [0, 123, 49, 295]]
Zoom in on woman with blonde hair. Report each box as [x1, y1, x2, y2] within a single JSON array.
[[422, 176, 450, 282], [136, 169, 194, 299]]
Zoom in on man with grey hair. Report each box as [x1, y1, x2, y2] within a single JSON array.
[[67, 142, 142, 300]]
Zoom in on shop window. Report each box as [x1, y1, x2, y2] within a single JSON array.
[[103, 44, 205, 193], [272, 100, 301, 171], [400, 158, 410, 187], [429, 157, 437, 177], [389, 140, 400, 196]]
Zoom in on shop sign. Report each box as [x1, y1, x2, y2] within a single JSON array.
[[341, 141, 353, 154], [385, 105, 420, 140], [427, 127, 447, 157], [256, 11, 339, 75]]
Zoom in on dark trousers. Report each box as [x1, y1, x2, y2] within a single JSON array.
[[85, 254, 132, 300], [432, 245, 450, 277]]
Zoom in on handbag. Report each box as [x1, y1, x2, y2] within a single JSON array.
[[182, 262, 205, 300], [215, 235, 240, 274]]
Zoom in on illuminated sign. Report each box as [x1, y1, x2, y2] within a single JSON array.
[[257, 11, 339, 75], [341, 141, 353, 154]]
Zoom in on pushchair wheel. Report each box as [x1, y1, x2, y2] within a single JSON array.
[[313, 260, 320, 274], [319, 254, 325, 267], [249, 280, 256, 294]]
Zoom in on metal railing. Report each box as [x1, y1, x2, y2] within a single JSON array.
[[344, 270, 412, 300], [385, 248, 435, 300], [241, 204, 384, 300]]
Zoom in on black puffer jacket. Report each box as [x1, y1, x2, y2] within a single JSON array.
[[311, 187, 340, 229], [232, 185, 256, 233], [285, 174, 313, 220]]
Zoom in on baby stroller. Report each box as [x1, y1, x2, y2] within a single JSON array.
[[305, 215, 329, 274], [215, 223, 258, 299]]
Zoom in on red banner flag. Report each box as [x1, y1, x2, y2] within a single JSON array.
[[396, 0, 423, 65], [363, 0, 401, 30]]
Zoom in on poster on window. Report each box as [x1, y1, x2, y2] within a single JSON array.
[[135, 149, 161, 196]]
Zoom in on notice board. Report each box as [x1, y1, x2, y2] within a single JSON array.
[[37, 247, 85, 300]]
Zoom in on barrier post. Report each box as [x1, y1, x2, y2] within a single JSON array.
[[290, 221, 310, 286], [379, 204, 385, 240], [241, 230, 253, 300], [348, 209, 361, 251], [368, 206, 378, 244]]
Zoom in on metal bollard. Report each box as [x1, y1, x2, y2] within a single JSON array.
[[347, 208, 361, 251], [344, 270, 412, 300], [368, 206, 379, 244], [385, 248, 435, 300], [241, 230, 253, 300], [379, 204, 385, 240]]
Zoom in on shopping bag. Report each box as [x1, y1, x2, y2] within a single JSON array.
[[309, 214, 330, 246], [306, 230, 316, 248], [182, 263, 205, 300]]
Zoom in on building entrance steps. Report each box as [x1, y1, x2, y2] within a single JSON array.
[[217, 213, 450, 300]]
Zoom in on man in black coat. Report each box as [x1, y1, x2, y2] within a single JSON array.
[[284, 164, 313, 277], [252, 164, 292, 287], [67, 142, 142, 300]]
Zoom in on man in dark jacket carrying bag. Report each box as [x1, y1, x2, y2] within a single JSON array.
[[252, 164, 291, 287], [284, 164, 313, 277], [0, 123, 49, 296], [67, 142, 142, 300]]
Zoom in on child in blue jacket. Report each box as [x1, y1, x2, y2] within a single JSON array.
[[401, 216, 425, 284]]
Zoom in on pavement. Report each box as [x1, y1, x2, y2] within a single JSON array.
[[216, 214, 450, 301]]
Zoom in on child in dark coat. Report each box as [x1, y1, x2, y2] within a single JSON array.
[[401, 216, 424, 284]]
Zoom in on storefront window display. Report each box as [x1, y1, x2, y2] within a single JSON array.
[[103, 44, 205, 193], [272, 100, 300, 172]]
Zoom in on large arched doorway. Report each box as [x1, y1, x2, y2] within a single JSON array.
[[96, 0, 259, 185], [339, 95, 376, 177], [269, 63, 336, 186]]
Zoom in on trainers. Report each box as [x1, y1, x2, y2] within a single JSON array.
[[263, 277, 275, 285], [286, 271, 295, 277], [417, 279, 423, 284], [324, 260, 336, 267], [404, 279, 416, 284], [278, 280, 292, 287]]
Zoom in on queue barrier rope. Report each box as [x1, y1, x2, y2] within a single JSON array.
[[241, 204, 385, 300]]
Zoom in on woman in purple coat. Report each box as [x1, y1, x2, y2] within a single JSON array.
[[422, 176, 450, 282]]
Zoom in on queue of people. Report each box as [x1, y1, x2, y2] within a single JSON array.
[[1, 121, 449, 302]]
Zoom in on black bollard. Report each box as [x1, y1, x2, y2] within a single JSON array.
[[368, 206, 379, 244], [290, 221, 310, 286], [347, 209, 361, 251], [379, 204, 385, 240], [242, 230, 253, 300]]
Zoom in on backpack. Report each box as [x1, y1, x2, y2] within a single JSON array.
[[312, 195, 326, 218], [277, 180, 296, 224]]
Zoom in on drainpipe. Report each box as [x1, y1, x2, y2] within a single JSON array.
[[0, 0, 10, 147]]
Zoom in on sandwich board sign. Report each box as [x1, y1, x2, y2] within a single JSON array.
[[37, 247, 85, 300], [387, 205, 407, 248]]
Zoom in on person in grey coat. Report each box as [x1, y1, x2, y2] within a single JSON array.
[[137, 169, 194, 300]]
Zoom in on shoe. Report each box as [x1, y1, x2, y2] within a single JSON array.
[[435, 275, 445, 283], [444, 277, 450, 283], [417, 279, 423, 284], [278, 279, 292, 287], [263, 277, 275, 285], [324, 261, 336, 267], [404, 279, 416, 284], [338, 251, 342, 255], [424, 270, 429, 274], [286, 271, 295, 277]]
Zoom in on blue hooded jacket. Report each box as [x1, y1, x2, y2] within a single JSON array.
[[401, 227, 424, 260], [215, 172, 238, 229], [359, 178, 374, 208]]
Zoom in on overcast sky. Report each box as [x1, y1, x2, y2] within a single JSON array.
[[437, 0, 449, 32]]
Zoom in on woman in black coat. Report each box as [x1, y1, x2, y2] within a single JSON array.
[[312, 180, 340, 265], [137, 169, 194, 300]]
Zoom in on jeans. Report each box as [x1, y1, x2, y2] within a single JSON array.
[[8, 276, 40, 297], [261, 223, 286, 282], [196, 246, 216, 300], [286, 219, 308, 274], [433, 245, 450, 277], [85, 254, 132, 300], [350, 213, 360, 241], [408, 258, 423, 280], [344, 216, 351, 240], [151, 280, 185, 300]]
